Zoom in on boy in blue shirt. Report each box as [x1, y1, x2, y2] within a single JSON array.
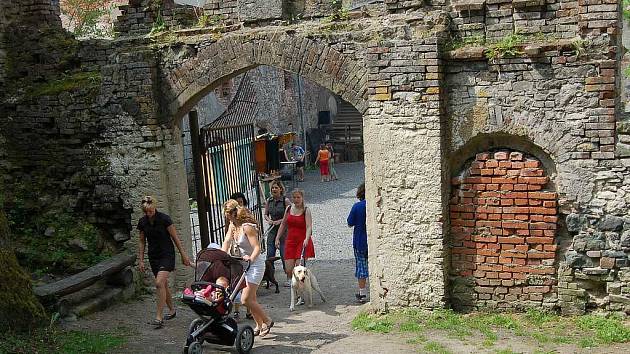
[[291, 143, 305, 181], [347, 183, 368, 303]]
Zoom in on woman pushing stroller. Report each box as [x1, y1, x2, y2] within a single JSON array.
[[221, 199, 274, 337]]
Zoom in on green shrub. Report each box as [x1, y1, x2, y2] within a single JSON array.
[[6, 182, 109, 276], [486, 33, 524, 61]]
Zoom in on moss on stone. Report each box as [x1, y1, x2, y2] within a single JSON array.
[[27, 71, 102, 98], [0, 203, 47, 332]]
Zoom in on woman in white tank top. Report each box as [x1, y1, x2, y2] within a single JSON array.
[[222, 200, 274, 337]]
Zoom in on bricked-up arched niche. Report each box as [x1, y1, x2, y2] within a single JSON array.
[[449, 149, 558, 312], [160, 32, 368, 123]]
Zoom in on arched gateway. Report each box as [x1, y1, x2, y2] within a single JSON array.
[[151, 23, 448, 309], [162, 33, 369, 122]]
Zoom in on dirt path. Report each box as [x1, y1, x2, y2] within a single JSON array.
[[62, 259, 416, 353]]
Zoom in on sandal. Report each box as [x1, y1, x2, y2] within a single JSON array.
[[164, 311, 177, 320], [259, 320, 274, 337], [149, 319, 164, 329]]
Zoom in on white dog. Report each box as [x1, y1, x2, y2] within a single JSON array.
[[290, 265, 326, 311]]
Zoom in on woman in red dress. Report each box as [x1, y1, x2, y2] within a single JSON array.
[[275, 188, 315, 282]]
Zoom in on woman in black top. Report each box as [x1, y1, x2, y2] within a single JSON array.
[[264, 180, 291, 285], [137, 196, 192, 328]]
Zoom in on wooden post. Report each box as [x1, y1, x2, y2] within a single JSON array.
[[189, 110, 210, 249]]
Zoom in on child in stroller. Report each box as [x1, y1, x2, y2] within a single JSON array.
[[182, 248, 255, 354]]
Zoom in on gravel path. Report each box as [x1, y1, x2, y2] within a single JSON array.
[[298, 161, 365, 261], [190, 161, 365, 261]]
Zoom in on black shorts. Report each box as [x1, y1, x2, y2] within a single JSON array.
[[149, 255, 175, 276], [296, 161, 304, 168]]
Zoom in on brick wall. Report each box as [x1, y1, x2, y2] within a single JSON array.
[[450, 149, 558, 311]]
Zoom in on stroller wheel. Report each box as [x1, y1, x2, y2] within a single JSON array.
[[183, 319, 205, 354], [235, 325, 255, 354], [187, 341, 202, 354]]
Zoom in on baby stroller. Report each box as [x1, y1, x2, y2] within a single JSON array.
[[182, 248, 255, 354]]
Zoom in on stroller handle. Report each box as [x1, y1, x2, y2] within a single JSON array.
[[230, 256, 252, 272]]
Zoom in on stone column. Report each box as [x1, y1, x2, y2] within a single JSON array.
[[163, 123, 194, 288], [365, 38, 447, 310]]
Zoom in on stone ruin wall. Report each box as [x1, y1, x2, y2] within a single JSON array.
[[0, 0, 629, 313], [445, 0, 629, 313], [0, 1, 138, 248]]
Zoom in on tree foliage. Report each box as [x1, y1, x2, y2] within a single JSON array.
[[59, 0, 117, 37]]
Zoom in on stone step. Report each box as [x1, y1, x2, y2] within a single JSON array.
[[334, 117, 361, 123], [56, 268, 138, 318], [70, 283, 135, 318]]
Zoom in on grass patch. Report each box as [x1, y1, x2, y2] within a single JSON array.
[[576, 315, 630, 344], [353, 309, 630, 351], [351, 312, 393, 333], [494, 350, 518, 354], [0, 327, 128, 354], [423, 341, 452, 354], [486, 33, 524, 61]]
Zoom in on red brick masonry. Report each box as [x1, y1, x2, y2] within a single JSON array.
[[451, 150, 557, 305]]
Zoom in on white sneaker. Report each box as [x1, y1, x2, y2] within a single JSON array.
[[283, 281, 291, 288]]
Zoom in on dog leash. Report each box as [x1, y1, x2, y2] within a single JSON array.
[[299, 244, 307, 267]]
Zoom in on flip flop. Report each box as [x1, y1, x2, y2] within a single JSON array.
[[148, 319, 164, 329], [259, 320, 274, 337], [164, 312, 177, 320]]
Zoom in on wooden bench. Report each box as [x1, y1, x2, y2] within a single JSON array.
[[34, 252, 136, 300]]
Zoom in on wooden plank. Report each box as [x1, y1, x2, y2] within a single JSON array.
[[34, 253, 136, 298]]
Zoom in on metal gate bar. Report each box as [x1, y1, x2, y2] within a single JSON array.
[[196, 123, 264, 249]]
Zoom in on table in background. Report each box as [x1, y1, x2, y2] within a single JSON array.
[[280, 160, 299, 189]]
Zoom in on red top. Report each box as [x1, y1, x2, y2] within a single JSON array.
[[284, 208, 315, 260]]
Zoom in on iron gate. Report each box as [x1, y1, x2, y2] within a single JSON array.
[[193, 122, 265, 251]]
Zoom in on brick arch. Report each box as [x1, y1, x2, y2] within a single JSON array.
[[449, 149, 558, 312], [161, 32, 368, 123]]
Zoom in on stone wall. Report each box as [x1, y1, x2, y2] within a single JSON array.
[[445, 0, 628, 314], [247, 67, 331, 137], [0, 0, 135, 247], [450, 0, 580, 41], [238, 0, 283, 23], [114, 0, 196, 36]]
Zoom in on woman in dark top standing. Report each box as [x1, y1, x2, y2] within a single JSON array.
[[137, 196, 192, 328], [264, 180, 291, 286]]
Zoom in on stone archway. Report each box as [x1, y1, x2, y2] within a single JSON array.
[[154, 31, 371, 288], [449, 148, 558, 311], [160, 32, 368, 124]]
